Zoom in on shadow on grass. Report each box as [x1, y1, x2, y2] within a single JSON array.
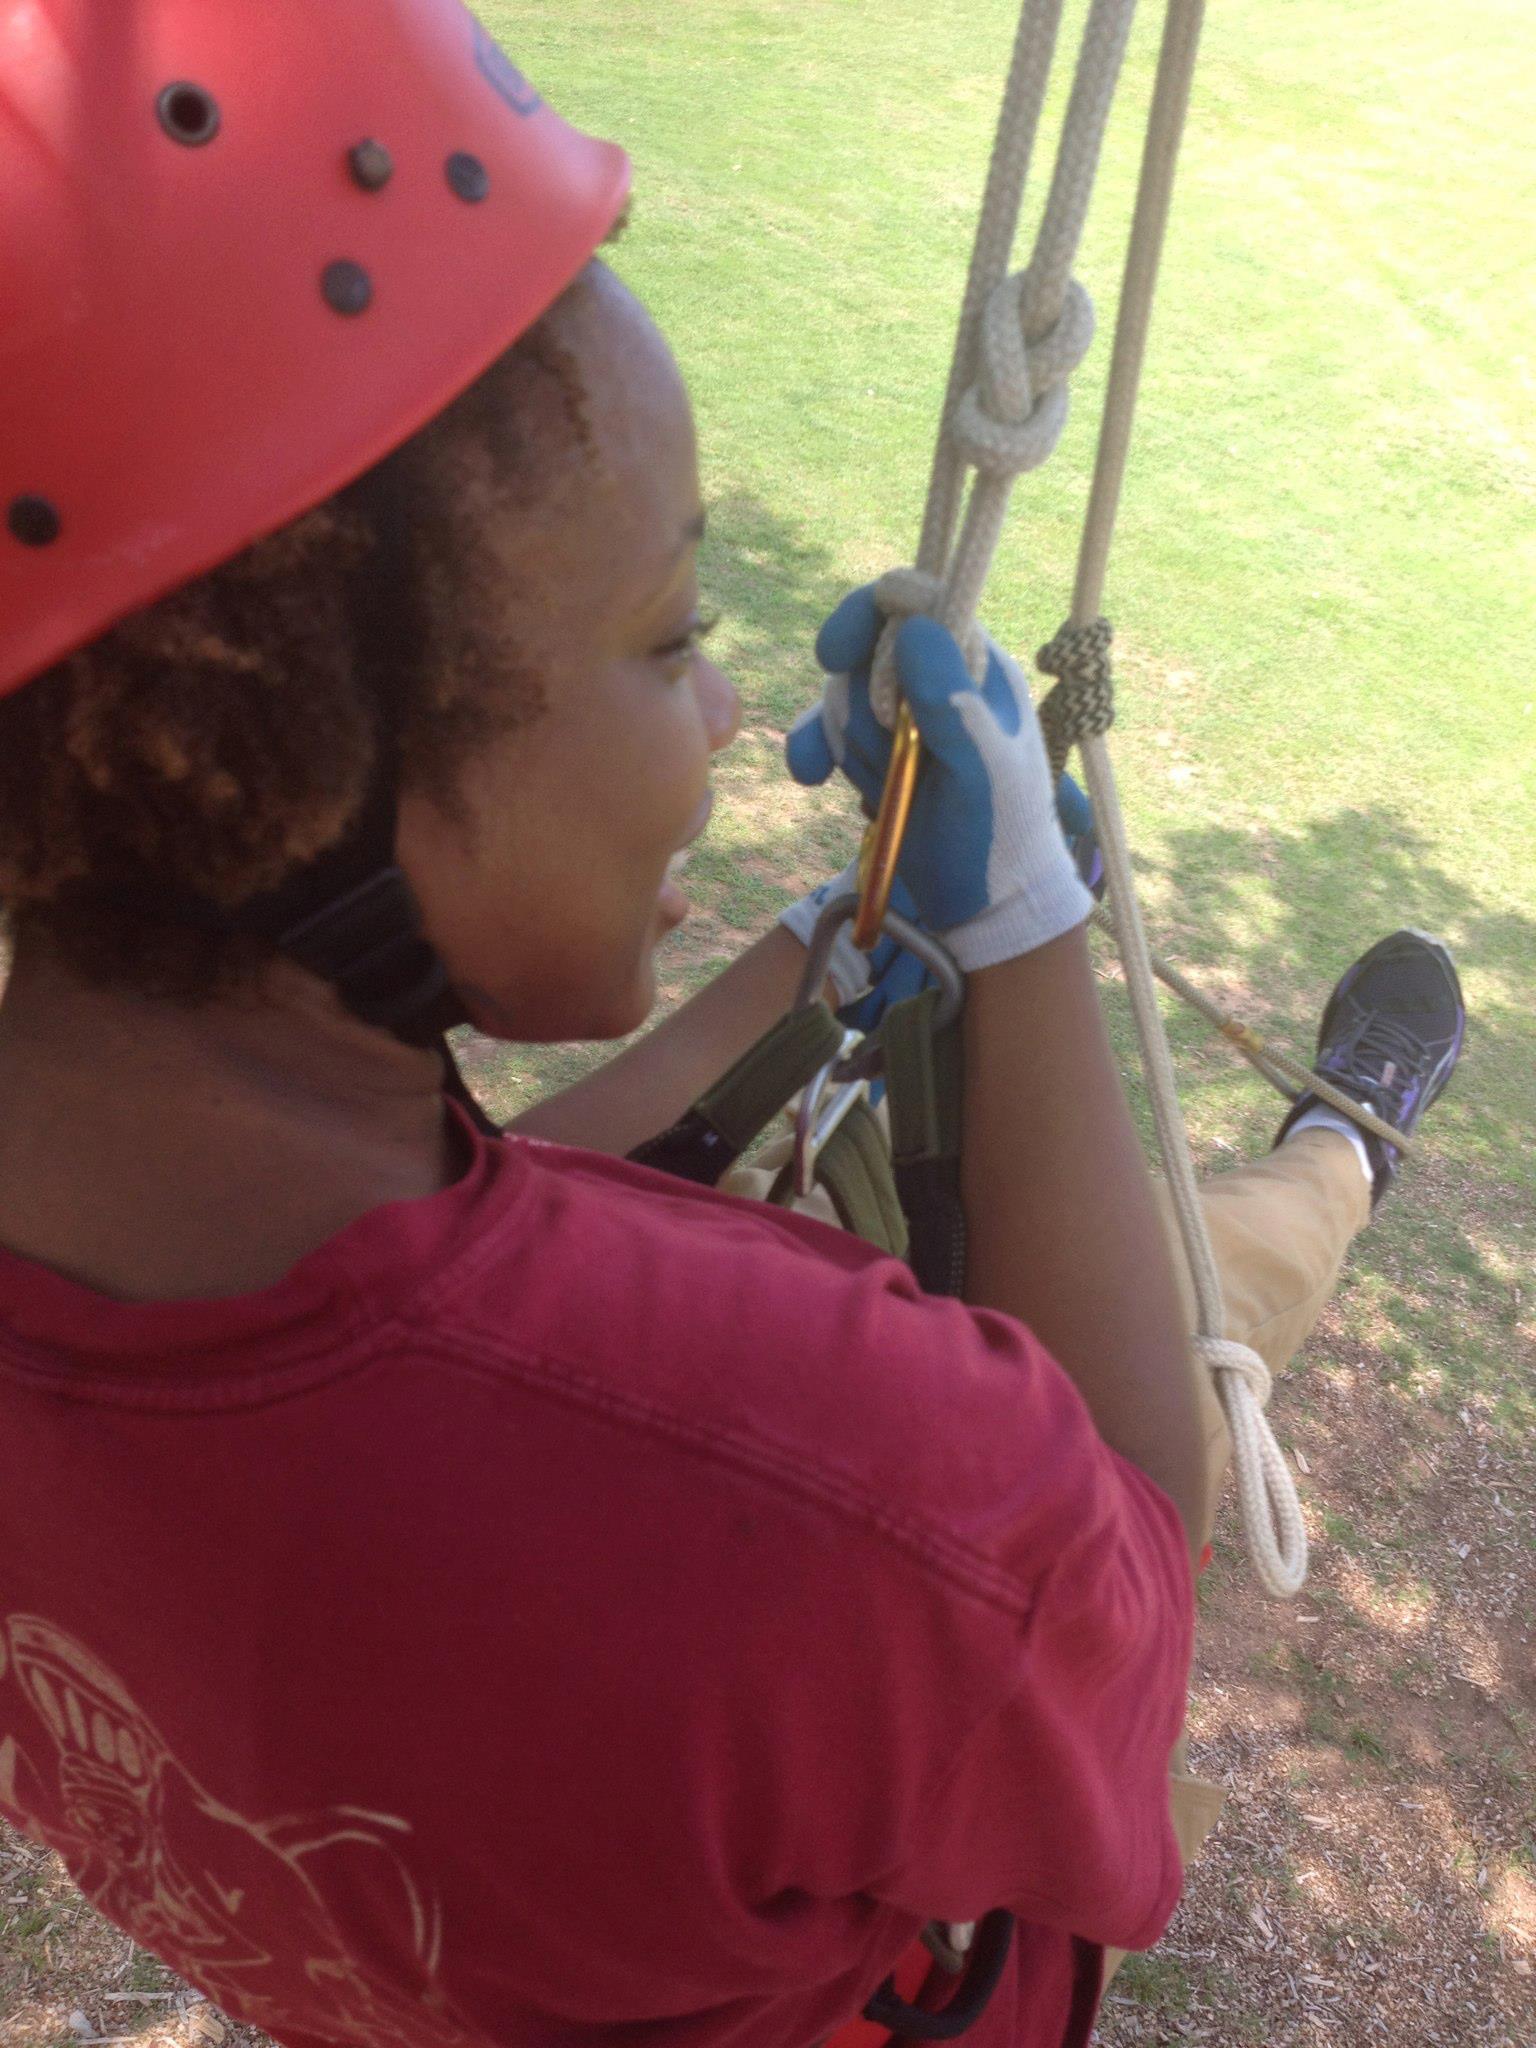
[[1098, 800, 1534, 1403], [698, 486, 855, 727]]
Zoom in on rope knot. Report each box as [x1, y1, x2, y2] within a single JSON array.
[[1195, 1335, 1273, 1410], [867, 567, 991, 727], [950, 271, 1095, 480], [1035, 615, 1114, 778]]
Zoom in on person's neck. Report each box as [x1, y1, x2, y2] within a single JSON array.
[[0, 944, 460, 1301]]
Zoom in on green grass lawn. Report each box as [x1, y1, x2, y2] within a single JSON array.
[[475, 0, 1531, 1400], [471, 0, 1534, 1437]]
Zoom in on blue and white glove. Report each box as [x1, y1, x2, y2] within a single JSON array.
[[785, 587, 1092, 972]]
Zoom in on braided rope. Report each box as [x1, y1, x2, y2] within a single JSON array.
[[875, 568, 991, 685], [868, 0, 1136, 728], [1036, 616, 1116, 780], [1060, 0, 1306, 1597], [1086, 903, 1415, 1152], [1196, 1338, 1307, 1587], [870, 0, 1308, 1594]]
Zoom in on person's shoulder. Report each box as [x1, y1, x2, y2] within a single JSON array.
[[412, 1133, 1145, 1618]]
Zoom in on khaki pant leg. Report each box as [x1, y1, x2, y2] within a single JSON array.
[[1157, 1126, 1373, 1546], [1102, 1129, 1371, 1989]]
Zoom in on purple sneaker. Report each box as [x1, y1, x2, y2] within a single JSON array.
[[1276, 929, 1466, 1207]]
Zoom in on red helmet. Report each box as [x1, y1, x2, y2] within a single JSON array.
[[0, 0, 630, 699]]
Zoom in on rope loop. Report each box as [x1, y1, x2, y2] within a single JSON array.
[[854, 0, 1308, 1600], [869, 568, 992, 726], [1035, 615, 1115, 779], [1193, 1334, 1308, 1598], [950, 273, 1095, 480], [1194, 1334, 1272, 1409]]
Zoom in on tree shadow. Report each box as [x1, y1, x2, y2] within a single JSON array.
[[1110, 801, 1533, 1399]]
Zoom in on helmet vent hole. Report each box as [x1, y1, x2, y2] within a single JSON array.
[[321, 261, 374, 317], [348, 140, 395, 192], [157, 82, 221, 148], [445, 152, 490, 203], [8, 497, 62, 548]]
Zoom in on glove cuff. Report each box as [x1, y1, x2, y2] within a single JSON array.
[[940, 860, 1093, 973]]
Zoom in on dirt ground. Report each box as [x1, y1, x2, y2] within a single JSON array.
[[1098, 1295, 1536, 2045]]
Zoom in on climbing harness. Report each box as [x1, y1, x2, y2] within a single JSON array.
[[632, 896, 967, 1294], [632, 901, 1000, 2040]]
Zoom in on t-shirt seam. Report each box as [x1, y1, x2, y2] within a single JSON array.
[[0, 1330, 377, 1410], [394, 1313, 1037, 1622]]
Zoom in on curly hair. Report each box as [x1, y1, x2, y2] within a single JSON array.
[[0, 298, 596, 1001]]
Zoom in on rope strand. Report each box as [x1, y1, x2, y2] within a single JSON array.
[[876, 0, 1308, 1594]]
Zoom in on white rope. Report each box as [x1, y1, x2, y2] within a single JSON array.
[[878, 0, 1308, 1595], [1067, 0, 1305, 1597], [871, 0, 1134, 715]]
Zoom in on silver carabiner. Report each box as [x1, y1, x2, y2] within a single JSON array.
[[789, 892, 965, 1193], [792, 1028, 868, 1199], [792, 890, 964, 1040]]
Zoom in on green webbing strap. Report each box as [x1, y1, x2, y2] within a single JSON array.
[[883, 988, 968, 1298], [819, 1103, 912, 1258], [764, 1099, 911, 1260], [630, 986, 964, 1296], [626, 1002, 846, 1187]]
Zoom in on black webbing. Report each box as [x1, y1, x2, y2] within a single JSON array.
[[226, 457, 464, 1050], [882, 988, 968, 1299], [861, 1911, 1015, 2040]]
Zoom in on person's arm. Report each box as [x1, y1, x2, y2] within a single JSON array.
[[788, 593, 1205, 1551], [509, 925, 818, 1156], [961, 927, 1207, 1551]]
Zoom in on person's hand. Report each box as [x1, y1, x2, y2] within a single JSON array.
[[785, 587, 1091, 971]]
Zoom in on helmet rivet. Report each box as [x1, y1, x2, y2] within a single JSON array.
[[445, 152, 490, 203], [7, 497, 61, 548], [348, 139, 394, 192], [321, 260, 374, 317], [156, 81, 221, 148]]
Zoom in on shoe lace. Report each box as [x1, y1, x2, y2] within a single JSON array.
[[1334, 1010, 1427, 1095]]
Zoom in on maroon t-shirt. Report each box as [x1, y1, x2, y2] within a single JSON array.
[[0, 1119, 1192, 2048]]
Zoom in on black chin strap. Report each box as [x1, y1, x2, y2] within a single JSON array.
[[237, 847, 461, 1051]]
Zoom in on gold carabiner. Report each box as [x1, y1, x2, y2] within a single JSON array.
[[852, 700, 922, 951]]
